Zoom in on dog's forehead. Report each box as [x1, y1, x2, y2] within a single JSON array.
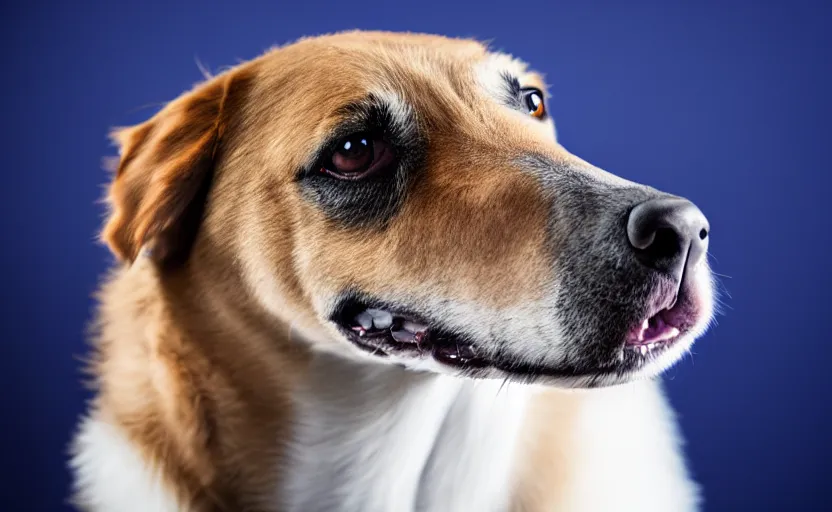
[[258, 33, 545, 106], [246, 34, 550, 171]]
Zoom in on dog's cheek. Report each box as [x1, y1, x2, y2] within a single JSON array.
[[298, 177, 407, 229], [384, 165, 553, 309]]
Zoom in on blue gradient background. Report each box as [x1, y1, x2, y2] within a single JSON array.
[[2, 1, 829, 510]]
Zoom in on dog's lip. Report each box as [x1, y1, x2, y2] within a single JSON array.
[[340, 317, 624, 385], [626, 308, 681, 347], [336, 301, 638, 379], [334, 300, 496, 369], [623, 277, 703, 358], [333, 282, 704, 381], [340, 310, 491, 368]]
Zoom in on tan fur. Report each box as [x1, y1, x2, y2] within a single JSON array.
[[77, 31, 642, 510], [510, 390, 582, 512]]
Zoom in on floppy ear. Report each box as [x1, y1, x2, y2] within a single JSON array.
[[102, 71, 245, 267]]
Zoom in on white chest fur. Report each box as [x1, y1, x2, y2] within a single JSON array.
[[557, 380, 700, 512], [279, 355, 700, 512], [70, 359, 698, 511], [280, 354, 531, 512]]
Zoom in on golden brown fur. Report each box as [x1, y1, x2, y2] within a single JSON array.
[[73, 31, 698, 511]]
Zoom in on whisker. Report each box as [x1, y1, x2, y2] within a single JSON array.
[[497, 376, 510, 397]]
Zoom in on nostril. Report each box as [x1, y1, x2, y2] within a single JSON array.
[[699, 228, 708, 240], [644, 227, 682, 262]]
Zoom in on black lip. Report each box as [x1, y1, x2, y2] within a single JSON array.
[[331, 294, 680, 386], [341, 320, 645, 387], [341, 325, 492, 369]]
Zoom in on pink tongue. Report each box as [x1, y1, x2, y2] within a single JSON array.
[[628, 313, 680, 345]]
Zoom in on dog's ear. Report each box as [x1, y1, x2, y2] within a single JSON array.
[[102, 70, 247, 267]]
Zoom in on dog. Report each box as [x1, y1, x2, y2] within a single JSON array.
[[69, 30, 715, 511]]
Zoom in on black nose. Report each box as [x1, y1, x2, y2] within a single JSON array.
[[627, 197, 710, 280]]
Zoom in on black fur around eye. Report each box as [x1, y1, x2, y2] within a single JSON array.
[[522, 88, 546, 119], [298, 96, 425, 229]]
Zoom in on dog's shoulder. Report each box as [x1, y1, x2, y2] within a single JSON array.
[[70, 264, 216, 510], [70, 262, 304, 511]]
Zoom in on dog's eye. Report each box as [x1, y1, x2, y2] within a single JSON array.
[[321, 133, 395, 180], [522, 88, 546, 119]]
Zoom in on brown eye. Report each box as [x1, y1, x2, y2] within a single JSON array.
[[523, 89, 546, 119], [322, 132, 395, 180]]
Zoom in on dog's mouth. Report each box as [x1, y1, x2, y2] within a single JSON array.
[[333, 284, 703, 383], [336, 302, 491, 370], [625, 304, 683, 355], [623, 281, 702, 357]]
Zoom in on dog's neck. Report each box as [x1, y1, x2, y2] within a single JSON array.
[[95, 258, 697, 512], [164, 256, 534, 511], [139, 258, 545, 511], [136, 256, 529, 511], [280, 351, 532, 512]]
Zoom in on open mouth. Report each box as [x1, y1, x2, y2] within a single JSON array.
[[337, 301, 491, 370], [333, 285, 702, 383], [626, 311, 681, 356], [625, 286, 699, 357]]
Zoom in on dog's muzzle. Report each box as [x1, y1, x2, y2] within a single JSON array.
[[328, 159, 715, 386]]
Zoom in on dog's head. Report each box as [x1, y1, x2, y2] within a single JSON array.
[[103, 31, 714, 388]]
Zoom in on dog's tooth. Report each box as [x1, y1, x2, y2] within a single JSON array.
[[391, 329, 417, 343], [355, 311, 374, 330], [371, 311, 393, 329], [637, 319, 649, 341], [640, 345, 647, 356], [402, 320, 427, 334], [647, 343, 656, 351]]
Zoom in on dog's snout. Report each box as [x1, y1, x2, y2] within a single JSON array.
[[626, 197, 709, 279]]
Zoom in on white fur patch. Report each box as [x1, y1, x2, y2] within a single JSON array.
[[474, 52, 529, 102], [415, 378, 529, 511], [370, 89, 418, 141], [70, 417, 183, 512], [559, 379, 700, 512], [280, 353, 530, 512], [69, 373, 697, 512]]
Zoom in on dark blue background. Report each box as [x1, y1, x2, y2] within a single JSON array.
[[3, 1, 829, 510]]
